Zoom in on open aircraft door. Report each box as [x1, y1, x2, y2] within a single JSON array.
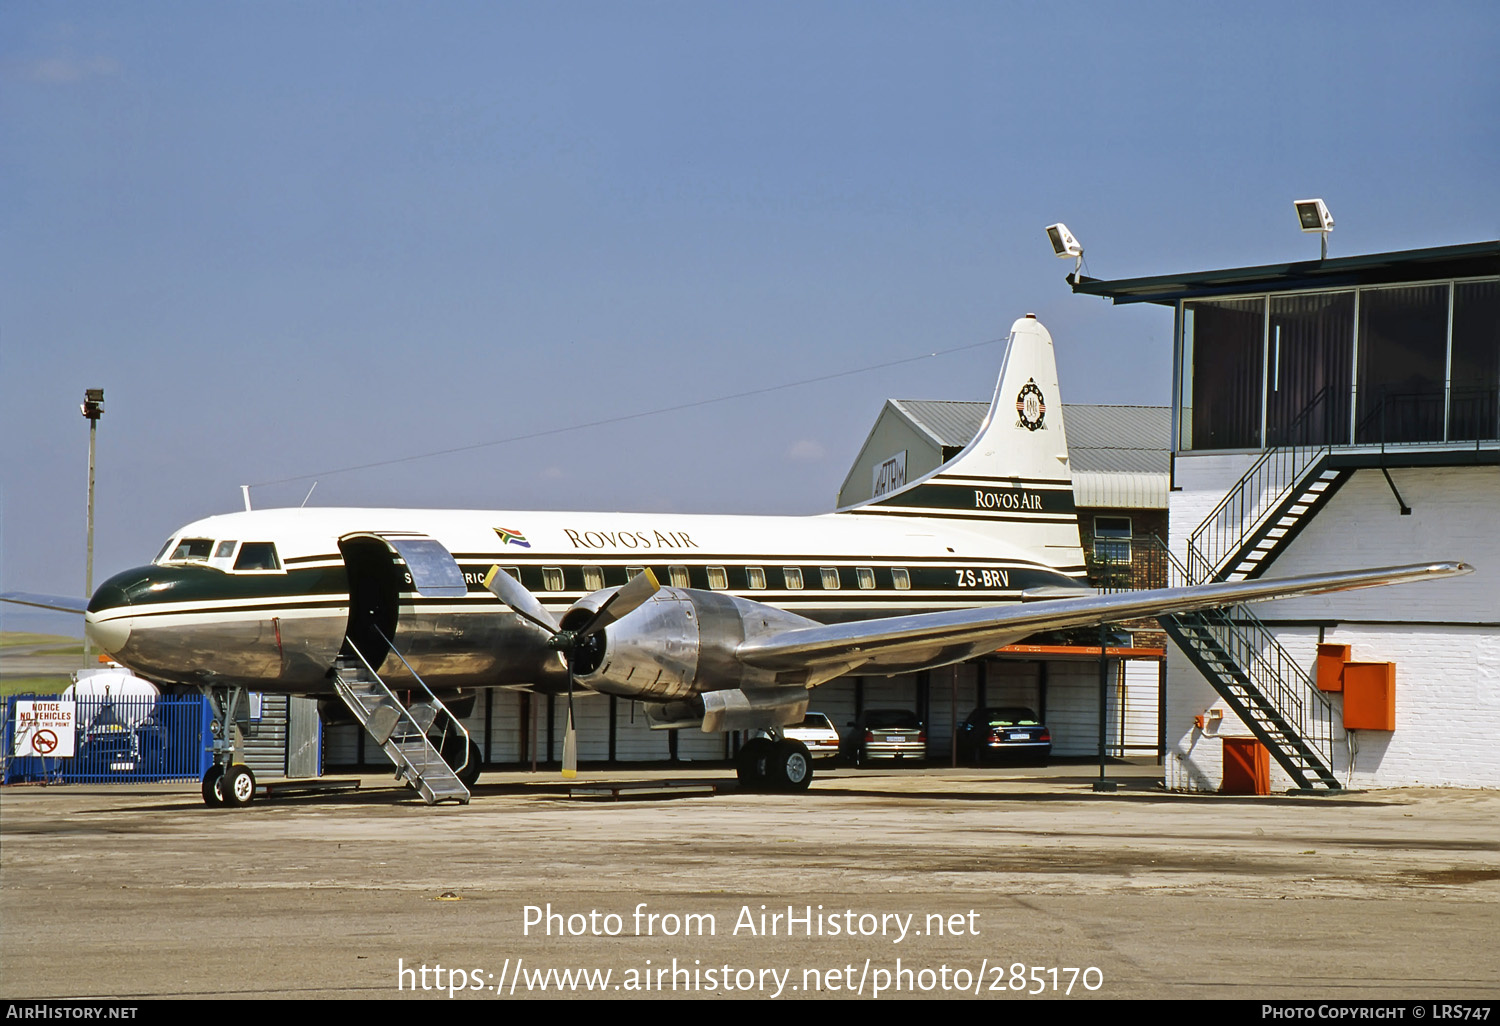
[[337, 532, 467, 673]]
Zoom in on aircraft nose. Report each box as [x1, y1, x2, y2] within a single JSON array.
[[85, 608, 131, 656], [85, 573, 137, 658]]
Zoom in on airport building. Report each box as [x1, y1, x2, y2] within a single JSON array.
[[1071, 239, 1499, 791]]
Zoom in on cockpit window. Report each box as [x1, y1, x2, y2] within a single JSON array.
[[154, 539, 174, 563], [167, 538, 214, 562], [233, 542, 281, 571], [214, 541, 237, 559]]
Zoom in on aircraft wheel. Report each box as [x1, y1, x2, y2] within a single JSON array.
[[736, 738, 772, 788], [221, 764, 257, 807], [201, 766, 225, 807], [766, 740, 814, 792]]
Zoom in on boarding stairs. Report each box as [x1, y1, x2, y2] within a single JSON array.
[[332, 636, 472, 805]]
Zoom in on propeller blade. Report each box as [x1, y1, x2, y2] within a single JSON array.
[[561, 703, 578, 779], [576, 567, 661, 636], [483, 565, 560, 634]]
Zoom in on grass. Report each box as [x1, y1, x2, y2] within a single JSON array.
[[1, 676, 73, 697], [0, 632, 83, 650]]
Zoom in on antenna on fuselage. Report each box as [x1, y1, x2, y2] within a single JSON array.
[[300, 482, 318, 507], [241, 485, 253, 511]]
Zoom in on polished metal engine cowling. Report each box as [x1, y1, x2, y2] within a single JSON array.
[[572, 587, 818, 702]]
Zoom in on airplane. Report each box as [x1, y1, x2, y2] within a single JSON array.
[[5, 315, 1472, 807]]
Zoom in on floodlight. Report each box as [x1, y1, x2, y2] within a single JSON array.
[[1293, 199, 1334, 259], [81, 387, 104, 420], [1294, 198, 1334, 233], [1046, 223, 1084, 280], [1045, 223, 1083, 258]]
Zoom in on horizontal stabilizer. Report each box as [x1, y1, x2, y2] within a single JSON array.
[[1, 592, 89, 614]]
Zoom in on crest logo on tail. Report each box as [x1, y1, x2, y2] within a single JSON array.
[[1016, 379, 1046, 432]]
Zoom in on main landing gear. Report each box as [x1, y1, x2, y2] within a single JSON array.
[[198, 685, 258, 808], [736, 734, 813, 792]]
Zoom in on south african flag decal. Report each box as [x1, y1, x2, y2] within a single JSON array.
[[494, 527, 531, 548]]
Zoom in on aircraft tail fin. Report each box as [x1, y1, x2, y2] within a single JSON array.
[[840, 315, 1084, 577]]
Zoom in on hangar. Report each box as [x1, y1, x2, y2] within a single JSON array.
[[1071, 240, 1499, 790]]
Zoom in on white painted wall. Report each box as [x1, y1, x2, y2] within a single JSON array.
[[1166, 461, 1500, 791]]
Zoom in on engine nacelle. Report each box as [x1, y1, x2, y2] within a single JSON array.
[[570, 587, 819, 703], [641, 686, 810, 733]]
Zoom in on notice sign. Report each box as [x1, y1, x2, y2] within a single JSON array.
[[14, 700, 76, 758]]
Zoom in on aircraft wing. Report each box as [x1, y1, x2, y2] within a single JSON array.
[[735, 561, 1471, 673], [0, 592, 89, 614]]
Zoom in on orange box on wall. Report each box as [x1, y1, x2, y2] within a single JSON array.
[[1221, 736, 1270, 795], [1343, 661, 1396, 730], [1317, 643, 1351, 692]]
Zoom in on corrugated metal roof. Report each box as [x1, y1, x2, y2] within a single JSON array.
[[1073, 471, 1169, 509], [893, 400, 1169, 476]]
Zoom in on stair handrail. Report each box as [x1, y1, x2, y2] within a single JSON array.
[[1179, 532, 1340, 783], [1188, 386, 1344, 584], [369, 624, 473, 779], [1121, 534, 1340, 785], [1187, 442, 1331, 584], [339, 639, 446, 779]]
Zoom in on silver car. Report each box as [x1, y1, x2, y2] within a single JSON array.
[[843, 709, 926, 766]]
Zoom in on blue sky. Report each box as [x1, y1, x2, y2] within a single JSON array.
[[3, 1, 1497, 630]]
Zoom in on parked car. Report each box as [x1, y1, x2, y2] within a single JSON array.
[[956, 706, 1051, 765], [784, 712, 842, 761], [843, 709, 926, 766]]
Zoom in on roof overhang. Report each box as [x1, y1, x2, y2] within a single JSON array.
[[1069, 240, 1500, 306]]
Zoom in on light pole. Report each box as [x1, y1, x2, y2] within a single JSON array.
[[82, 388, 104, 661]]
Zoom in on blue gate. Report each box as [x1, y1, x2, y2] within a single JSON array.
[[3, 694, 212, 784]]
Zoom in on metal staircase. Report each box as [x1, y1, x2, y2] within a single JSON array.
[[1187, 444, 1349, 584], [1167, 431, 1348, 788], [1161, 605, 1340, 790], [332, 635, 473, 805], [1141, 509, 1347, 789]]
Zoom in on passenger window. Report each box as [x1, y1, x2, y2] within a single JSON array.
[[498, 566, 522, 583], [820, 567, 841, 590], [168, 538, 214, 562], [856, 567, 876, 589], [626, 567, 647, 583], [706, 567, 728, 590], [891, 568, 911, 590], [783, 568, 803, 590], [669, 566, 691, 588], [541, 568, 565, 591], [746, 567, 767, 590], [582, 566, 605, 591], [234, 542, 281, 571]]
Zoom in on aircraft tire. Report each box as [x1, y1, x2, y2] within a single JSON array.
[[221, 764, 256, 807], [736, 738, 772, 788], [201, 767, 225, 807], [766, 740, 814, 792]]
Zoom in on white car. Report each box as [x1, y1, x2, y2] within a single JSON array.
[[783, 713, 842, 761]]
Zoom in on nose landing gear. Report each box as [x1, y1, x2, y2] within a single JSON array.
[[198, 685, 258, 808]]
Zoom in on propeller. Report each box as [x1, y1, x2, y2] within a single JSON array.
[[483, 565, 660, 777]]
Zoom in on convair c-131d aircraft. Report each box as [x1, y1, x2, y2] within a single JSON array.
[[12, 316, 1470, 806]]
